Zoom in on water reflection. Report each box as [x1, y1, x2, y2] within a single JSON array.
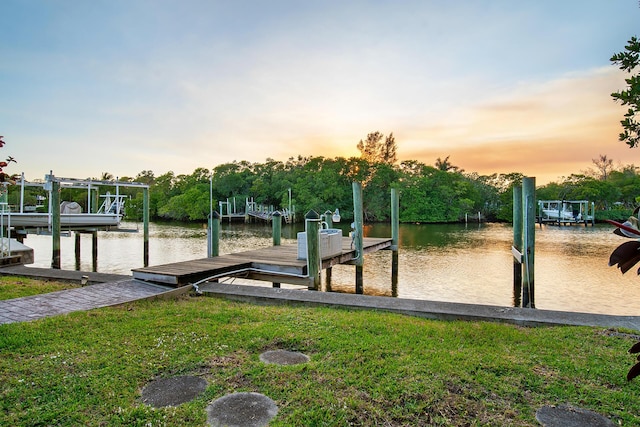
[[18, 221, 640, 316]]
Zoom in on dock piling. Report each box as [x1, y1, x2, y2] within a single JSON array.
[[73, 231, 99, 271], [208, 211, 220, 258], [51, 179, 61, 269], [391, 188, 399, 297], [271, 211, 282, 288], [92, 231, 98, 272], [352, 182, 364, 294], [143, 187, 149, 267], [272, 211, 282, 246], [305, 210, 321, 290], [522, 177, 536, 308], [323, 210, 334, 290], [512, 184, 523, 307], [75, 232, 81, 270]]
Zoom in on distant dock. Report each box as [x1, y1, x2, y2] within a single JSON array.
[[218, 197, 295, 223]]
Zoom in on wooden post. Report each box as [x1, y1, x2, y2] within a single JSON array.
[[391, 188, 399, 297], [207, 212, 212, 258], [512, 185, 523, 307], [208, 211, 220, 257], [352, 182, 364, 294], [92, 231, 98, 272], [323, 210, 333, 290], [208, 211, 220, 283], [51, 179, 61, 269], [522, 177, 536, 308], [272, 211, 282, 246], [143, 186, 149, 267], [305, 210, 321, 290], [271, 211, 281, 288], [75, 232, 81, 271]]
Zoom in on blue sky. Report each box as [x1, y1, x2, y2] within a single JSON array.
[[1, 0, 639, 184]]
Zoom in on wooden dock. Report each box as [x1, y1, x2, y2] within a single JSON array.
[[132, 237, 392, 288]]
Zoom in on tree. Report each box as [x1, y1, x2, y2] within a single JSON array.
[[435, 155, 463, 173], [357, 132, 382, 163], [609, 165, 640, 207], [211, 161, 254, 200], [0, 136, 17, 183], [356, 131, 398, 164], [611, 36, 640, 148], [363, 163, 399, 221], [135, 170, 156, 186], [380, 133, 397, 165], [100, 172, 114, 181], [591, 154, 616, 181]]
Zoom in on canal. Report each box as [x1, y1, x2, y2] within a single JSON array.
[[18, 221, 640, 316]]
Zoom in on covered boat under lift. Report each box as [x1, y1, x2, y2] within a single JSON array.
[[1, 172, 150, 269], [537, 200, 595, 226], [2, 173, 147, 233]]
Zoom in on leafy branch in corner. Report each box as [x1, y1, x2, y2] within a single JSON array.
[[0, 136, 17, 184], [608, 207, 640, 380], [610, 36, 640, 148], [609, 26, 640, 380]]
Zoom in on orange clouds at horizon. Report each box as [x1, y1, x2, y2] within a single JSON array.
[[398, 67, 640, 185]]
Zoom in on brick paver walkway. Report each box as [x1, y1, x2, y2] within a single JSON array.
[[0, 280, 179, 324]]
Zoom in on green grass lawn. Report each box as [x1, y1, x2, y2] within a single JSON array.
[[1, 288, 639, 426], [0, 276, 80, 300]]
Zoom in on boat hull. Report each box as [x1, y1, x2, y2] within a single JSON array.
[[541, 209, 575, 220], [1, 213, 121, 228]]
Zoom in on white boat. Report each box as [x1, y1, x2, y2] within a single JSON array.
[[541, 205, 577, 220], [537, 200, 594, 223], [1, 212, 121, 228]]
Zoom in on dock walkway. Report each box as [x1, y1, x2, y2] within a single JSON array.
[[132, 237, 392, 287]]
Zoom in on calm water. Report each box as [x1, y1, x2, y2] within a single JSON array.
[[19, 221, 640, 316]]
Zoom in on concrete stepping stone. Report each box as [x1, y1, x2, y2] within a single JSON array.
[[259, 349, 310, 365], [206, 392, 278, 427], [141, 375, 208, 408], [536, 405, 615, 426]]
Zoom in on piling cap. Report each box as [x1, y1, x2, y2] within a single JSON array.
[[212, 210, 221, 220], [272, 211, 281, 217], [305, 210, 319, 219]]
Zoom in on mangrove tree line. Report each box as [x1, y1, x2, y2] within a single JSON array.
[[14, 154, 636, 224]]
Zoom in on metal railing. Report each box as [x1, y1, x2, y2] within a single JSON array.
[[0, 201, 11, 258]]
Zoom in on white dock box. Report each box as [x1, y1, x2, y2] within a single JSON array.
[[297, 228, 343, 259]]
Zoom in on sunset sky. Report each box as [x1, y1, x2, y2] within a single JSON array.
[[1, 1, 640, 185]]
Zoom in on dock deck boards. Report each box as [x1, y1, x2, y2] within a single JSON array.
[[132, 237, 392, 287]]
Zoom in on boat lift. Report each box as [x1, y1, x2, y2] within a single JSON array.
[[3, 172, 151, 270], [537, 200, 595, 226]]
